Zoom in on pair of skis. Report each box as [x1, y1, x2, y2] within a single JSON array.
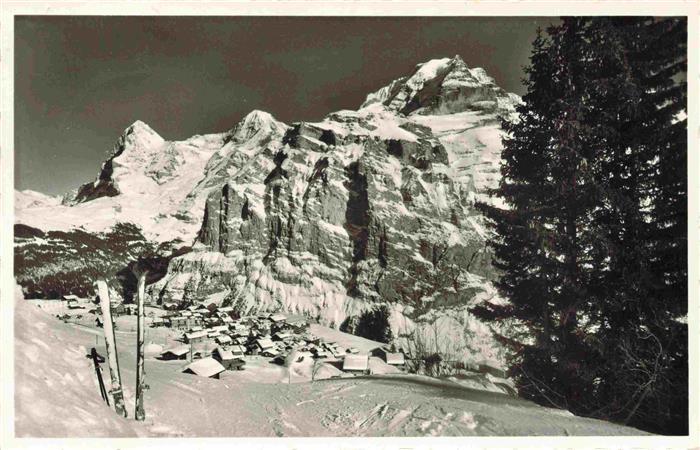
[[93, 275, 148, 421]]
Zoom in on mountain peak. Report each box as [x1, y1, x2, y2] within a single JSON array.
[[228, 109, 288, 143], [115, 120, 165, 155], [241, 109, 274, 125], [361, 56, 519, 116], [124, 120, 162, 139], [129, 119, 151, 129]]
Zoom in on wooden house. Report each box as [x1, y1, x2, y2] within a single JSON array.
[[269, 313, 287, 323], [256, 338, 275, 353], [372, 347, 406, 369], [343, 354, 370, 374], [184, 330, 207, 344], [215, 335, 232, 345], [170, 316, 188, 329], [182, 357, 226, 379], [67, 300, 84, 310], [159, 346, 190, 360], [211, 347, 244, 370], [230, 345, 246, 357]]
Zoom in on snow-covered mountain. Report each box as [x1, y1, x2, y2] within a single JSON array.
[[15, 189, 62, 210], [15, 55, 519, 366], [15, 112, 288, 244]]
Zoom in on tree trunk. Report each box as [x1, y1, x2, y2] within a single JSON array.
[[96, 280, 127, 418], [135, 271, 147, 421]]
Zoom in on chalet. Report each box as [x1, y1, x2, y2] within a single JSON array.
[[190, 326, 204, 332], [215, 335, 232, 345], [343, 354, 370, 374], [330, 347, 346, 359], [212, 347, 238, 370], [269, 313, 287, 323], [272, 332, 292, 342], [207, 330, 222, 338], [162, 302, 179, 311], [372, 347, 405, 368], [385, 352, 405, 368], [256, 338, 275, 353], [312, 348, 329, 359], [184, 330, 207, 344], [67, 300, 84, 310], [187, 317, 203, 328], [231, 324, 249, 335], [323, 342, 338, 351], [181, 311, 193, 317], [170, 316, 188, 329], [261, 348, 280, 358], [230, 345, 246, 357], [182, 357, 226, 379], [159, 346, 190, 360], [287, 320, 309, 333], [151, 317, 164, 327]]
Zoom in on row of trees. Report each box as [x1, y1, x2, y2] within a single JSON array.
[[472, 17, 687, 434]]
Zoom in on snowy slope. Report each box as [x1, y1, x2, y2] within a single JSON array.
[[14, 190, 62, 210], [14, 286, 648, 437], [14, 285, 137, 437]]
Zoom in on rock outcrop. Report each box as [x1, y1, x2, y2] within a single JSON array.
[[152, 56, 519, 364], [16, 55, 519, 366]]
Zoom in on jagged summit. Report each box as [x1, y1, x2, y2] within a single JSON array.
[[119, 120, 165, 152], [228, 109, 288, 143], [361, 55, 519, 116], [128, 119, 155, 132]]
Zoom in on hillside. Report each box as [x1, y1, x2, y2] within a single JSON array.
[[14, 286, 648, 437]]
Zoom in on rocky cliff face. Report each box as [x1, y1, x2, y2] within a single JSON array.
[[152, 56, 519, 364], [16, 55, 517, 365]]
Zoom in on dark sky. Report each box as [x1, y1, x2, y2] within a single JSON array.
[[15, 16, 557, 196]]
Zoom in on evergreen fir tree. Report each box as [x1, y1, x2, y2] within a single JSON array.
[[594, 17, 687, 434], [472, 17, 687, 434]]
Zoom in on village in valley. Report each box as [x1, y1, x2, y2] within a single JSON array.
[[31, 292, 415, 384], [159, 301, 408, 379]]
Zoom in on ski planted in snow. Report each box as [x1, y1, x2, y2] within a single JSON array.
[[96, 280, 128, 418]]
